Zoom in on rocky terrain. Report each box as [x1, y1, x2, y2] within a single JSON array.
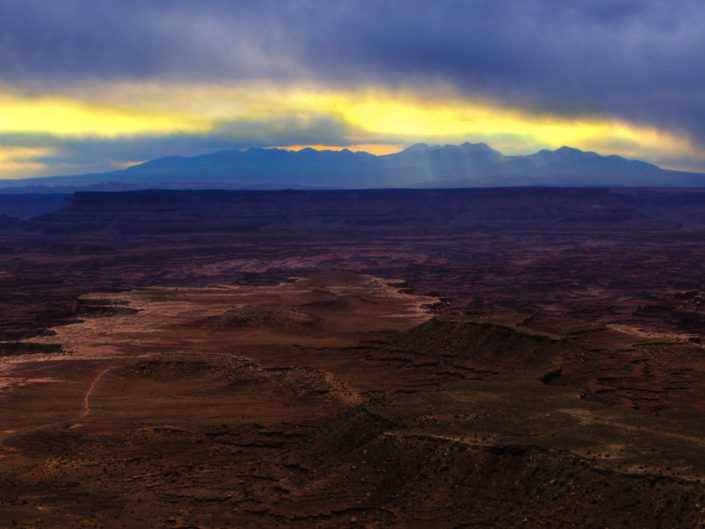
[[3, 188, 705, 527]]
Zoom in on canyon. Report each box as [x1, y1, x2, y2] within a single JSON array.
[[2, 188, 705, 527]]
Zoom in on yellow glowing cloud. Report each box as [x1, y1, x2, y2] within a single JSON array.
[[0, 93, 209, 137], [0, 146, 54, 178], [0, 145, 53, 163], [123, 82, 700, 166], [113, 159, 149, 169], [334, 95, 703, 164], [2, 82, 705, 173]]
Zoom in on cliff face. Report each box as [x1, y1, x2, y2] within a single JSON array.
[[0, 193, 71, 219], [28, 187, 670, 234]]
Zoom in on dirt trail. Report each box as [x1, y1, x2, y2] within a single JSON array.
[[1, 367, 111, 450], [77, 367, 111, 422]]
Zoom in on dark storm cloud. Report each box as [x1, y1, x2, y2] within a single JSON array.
[[0, 0, 300, 82], [293, 0, 705, 138], [1, 0, 705, 141]]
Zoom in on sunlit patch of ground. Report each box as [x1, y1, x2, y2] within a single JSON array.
[[0, 274, 437, 437], [2, 274, 435, 383], [2, 274, 705, 528]]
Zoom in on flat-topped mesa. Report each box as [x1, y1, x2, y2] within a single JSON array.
[[22, 187, 669, 234]]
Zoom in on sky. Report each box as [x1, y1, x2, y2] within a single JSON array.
[[1, 0, 705, 179]]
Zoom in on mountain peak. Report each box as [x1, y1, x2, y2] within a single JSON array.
[[459, 141, 496, 152], [402, 143, 430, 153], [402, 141, 502, 157], [555, 145, 582, 155], [2, 140, 702, 192]]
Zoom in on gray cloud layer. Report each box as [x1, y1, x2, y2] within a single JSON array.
[[1, 1, 704, 145]]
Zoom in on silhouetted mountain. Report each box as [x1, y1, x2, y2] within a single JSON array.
[[1, 142, 703, 193]]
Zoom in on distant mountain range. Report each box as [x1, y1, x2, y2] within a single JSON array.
[[2, 142, 705, 193]]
